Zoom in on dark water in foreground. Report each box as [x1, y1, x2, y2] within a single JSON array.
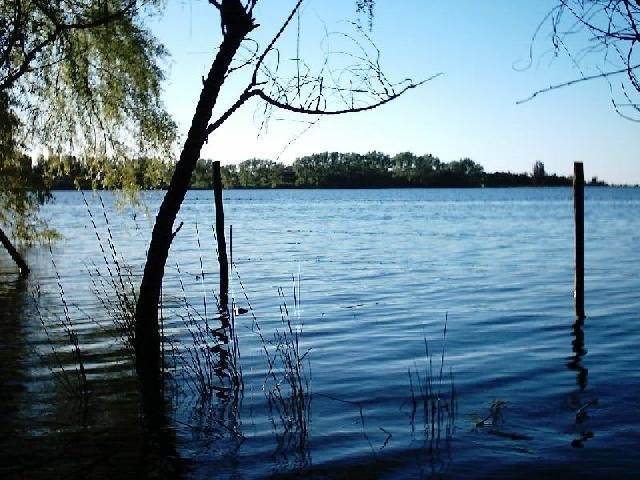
[[1, 187, 639, 479]]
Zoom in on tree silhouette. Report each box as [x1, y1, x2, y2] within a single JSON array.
[[134, 0, 434, 389]]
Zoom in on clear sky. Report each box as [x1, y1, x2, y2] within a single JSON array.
[[150, 0, 639, 184]]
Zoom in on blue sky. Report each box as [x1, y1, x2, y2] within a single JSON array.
[[151, 0, 638, 184]]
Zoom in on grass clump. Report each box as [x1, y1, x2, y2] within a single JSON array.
[[408, 316, 456, 454]]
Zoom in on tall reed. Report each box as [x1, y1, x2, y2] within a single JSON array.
[[408, 316, 456, 455], [245, 273, 311, 454], [30, 248, 89, 404], [168, 223, 243, 404], [83, 192, 137, 356]]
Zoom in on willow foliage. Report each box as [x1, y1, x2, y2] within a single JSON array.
[[0, 0, 176, 241], [0, 91, 55, 243]]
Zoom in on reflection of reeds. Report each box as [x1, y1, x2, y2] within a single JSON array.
[[471, 400, 533, 442], [408, 316, 456, 455]]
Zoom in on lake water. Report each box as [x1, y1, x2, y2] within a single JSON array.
[[1, 187, 639, 479]]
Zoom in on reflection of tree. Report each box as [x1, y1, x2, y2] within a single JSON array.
[[2, 270, 176, 478], [0, 275, 32, 475]]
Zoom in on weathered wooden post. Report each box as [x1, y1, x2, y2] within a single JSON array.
[[213, 161, 229, 315], [0, 226, 29, 276], [573, 162, 585, 319]]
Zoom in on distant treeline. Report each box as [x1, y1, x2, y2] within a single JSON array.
[[31, 152, 606, 190]]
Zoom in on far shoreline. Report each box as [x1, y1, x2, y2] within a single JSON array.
[[48, 184, 640, 192]]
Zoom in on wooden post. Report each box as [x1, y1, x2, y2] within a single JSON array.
[[0, 226, 30, 276], [213, 161, 229, 313], [573, 162, 584, 319]]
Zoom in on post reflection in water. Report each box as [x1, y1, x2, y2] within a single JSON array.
[[567, 315, 595, 448], [568, 317, 588, 392]]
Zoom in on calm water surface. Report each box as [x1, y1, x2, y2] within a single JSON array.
[[1, 187, 639, 479]]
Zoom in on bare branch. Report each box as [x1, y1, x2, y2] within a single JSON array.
[[254, 74, 441, 115], [206, 89, 260, 134], [526, 1, 640, 119], [518, 63, 640, 104], [251, 0, 305, 85]]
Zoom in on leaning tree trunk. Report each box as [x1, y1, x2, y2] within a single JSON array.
[[0, 225, 30, 276], [134, 1, 254, 395]]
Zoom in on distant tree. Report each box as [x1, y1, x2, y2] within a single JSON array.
[[392, 152, 415, 171], [191, 159, 215, 189], [523, 1, 640, 120], [221, 163, 240, 188], [237, 159, 286, 187], [414, 153, 441, 186], [533, 160, 545, 185], [441, 158, 484, 186], [140, 157, 174, 189]]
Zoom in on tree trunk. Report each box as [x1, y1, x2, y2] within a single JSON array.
[[134, 1, 254, 394], [0, 225, 30, 276]]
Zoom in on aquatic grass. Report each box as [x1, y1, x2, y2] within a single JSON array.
[[261, 277, 311, 455], [173, 260, 228, 401], [234, 267, 311, 455], [50, 246, 88, 403], [158, 228, 248, 458], [169, 223, 242, 403], [82, 192, 137, 356], [31, 193, 138, 407], [314, 392, 381, 457], [29, 248, 90, 404], [273, 282, 311, 444], [31, 286, 83, 400], [408, 315, 456, 455], [28, 193, 139, 407], [194, 222, 209, 323]]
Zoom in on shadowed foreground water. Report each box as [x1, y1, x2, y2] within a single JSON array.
[[1, 187, 639, 479]]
